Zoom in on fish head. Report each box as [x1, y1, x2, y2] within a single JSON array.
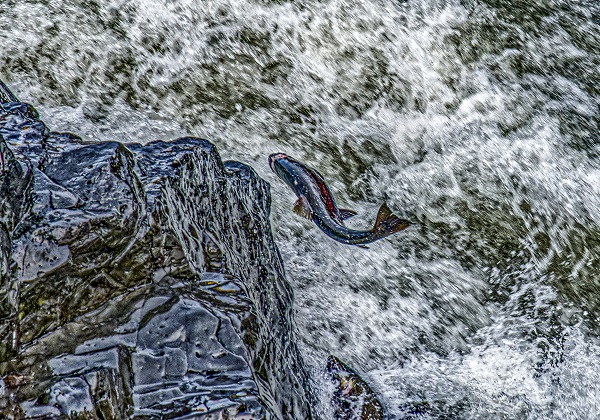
[[268, 153, 300, 190], [268, 152, 288, 172]]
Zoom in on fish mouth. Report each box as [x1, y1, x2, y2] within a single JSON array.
[[268, 153, 288, 171]]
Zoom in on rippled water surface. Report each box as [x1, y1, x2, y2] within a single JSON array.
[[1, 0, 599, 417]]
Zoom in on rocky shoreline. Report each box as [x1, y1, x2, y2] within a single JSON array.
[[0, 80, 312, 419]]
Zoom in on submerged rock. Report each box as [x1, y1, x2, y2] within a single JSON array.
[[0, 81, 312, 419], [326, 355, 384, 420]]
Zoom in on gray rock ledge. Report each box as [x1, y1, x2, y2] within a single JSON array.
[[0, 83, 312, 419]]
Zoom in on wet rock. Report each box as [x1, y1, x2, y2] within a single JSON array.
[[0, 81, 312, 419], [326, 355, 384, 420]]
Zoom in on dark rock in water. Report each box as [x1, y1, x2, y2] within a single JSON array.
[[0, 81, 312, 419], [326, 355, 384, 420]]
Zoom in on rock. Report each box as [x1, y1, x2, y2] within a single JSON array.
[[326, 355, 384, 420], [0, 81, 312, 419]]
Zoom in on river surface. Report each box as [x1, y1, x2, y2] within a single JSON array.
[[1, 0, 599, 418]]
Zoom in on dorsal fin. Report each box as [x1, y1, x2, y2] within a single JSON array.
[[293, 196, 313, 220], [372, 202, 411, 239], [338, 208, 358, 220]]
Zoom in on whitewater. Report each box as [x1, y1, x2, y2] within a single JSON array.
[[1, 0, 599, 417]]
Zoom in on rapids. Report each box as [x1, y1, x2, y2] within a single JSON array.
[[1, 0, 599, 417]]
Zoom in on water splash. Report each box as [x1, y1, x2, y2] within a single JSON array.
[[2, 0, 599, 416]]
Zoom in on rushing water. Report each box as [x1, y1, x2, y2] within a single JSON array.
[[1, 0, 599, 417]]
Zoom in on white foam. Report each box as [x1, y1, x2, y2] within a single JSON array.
[[2, 0, 599, 416]]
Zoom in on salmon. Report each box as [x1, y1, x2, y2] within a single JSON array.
[[269, 153, 411, 246]]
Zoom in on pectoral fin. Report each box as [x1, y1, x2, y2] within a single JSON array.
[[339, 208, 358, 220], [293, 196, 313, 220]]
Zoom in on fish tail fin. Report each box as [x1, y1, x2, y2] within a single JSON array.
[[371, 202, 411, 239]]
